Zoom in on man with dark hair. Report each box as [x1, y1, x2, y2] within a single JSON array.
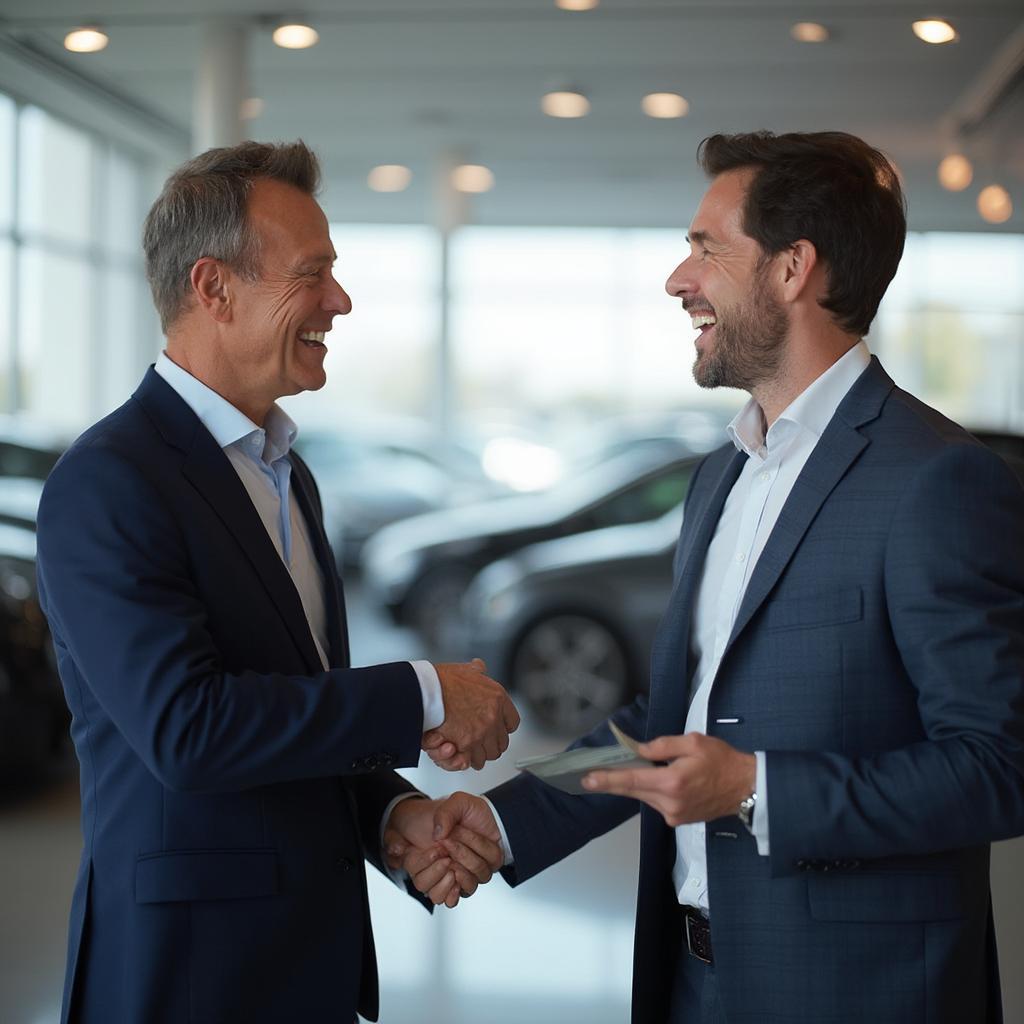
[[36, 140, 514, 1024], [396, 131, 1024, 1022]]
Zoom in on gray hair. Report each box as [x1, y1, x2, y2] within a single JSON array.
[[142, 140, 321, 332]]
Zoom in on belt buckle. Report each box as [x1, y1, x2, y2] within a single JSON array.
[[684, 911, 713, 965]]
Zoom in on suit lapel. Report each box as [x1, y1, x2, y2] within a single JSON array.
[[648, 447, 745, 734], [289, 457, 351, 669], [133, 368, 323, 674], [723, 356, 893, 654]]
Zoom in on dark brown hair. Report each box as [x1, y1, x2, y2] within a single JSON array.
[[698, 131, 906, 337]]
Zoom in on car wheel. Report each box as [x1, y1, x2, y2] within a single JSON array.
[[511, 613, 631, 734]]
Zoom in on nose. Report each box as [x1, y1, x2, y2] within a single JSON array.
[[324, 273, 352, 316], [665, 255, 697, 298]]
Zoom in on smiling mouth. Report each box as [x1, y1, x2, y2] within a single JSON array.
[[298, 330, 327, 350], [689, 312, 717, 334]]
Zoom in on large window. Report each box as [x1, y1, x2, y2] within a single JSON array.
[[872, 233, 1024, 431], [0, 94, 158, 431]]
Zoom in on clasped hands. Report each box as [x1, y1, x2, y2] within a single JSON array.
[[421, 658, 520, 772], [389, 730, 756, 909]]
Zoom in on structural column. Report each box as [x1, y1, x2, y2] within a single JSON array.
[[433, 151, 469, 439], [193, 19, 248, 153]]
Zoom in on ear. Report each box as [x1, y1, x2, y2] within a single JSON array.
[[189, 257, 233, 323], [778, 239, 818, 303]]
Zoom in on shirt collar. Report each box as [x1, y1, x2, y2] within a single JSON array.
[[727, 340, 871, 458], [154, 352, 298, 462]]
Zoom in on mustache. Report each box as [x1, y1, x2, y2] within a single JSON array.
[[682, 297, 716, 315]]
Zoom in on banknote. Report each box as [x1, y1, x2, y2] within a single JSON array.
[[515, 721, 652, 795]]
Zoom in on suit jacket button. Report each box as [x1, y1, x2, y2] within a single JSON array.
[[795, 859, 808, 870], [335, 856, 353, 873]]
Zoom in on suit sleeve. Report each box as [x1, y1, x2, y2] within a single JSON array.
[[767, 442, 1024, 873], [489, 699, 646, 885], [36, 441, 425, 794]]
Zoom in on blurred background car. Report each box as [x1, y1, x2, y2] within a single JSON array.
[[362, 446, 699, 647], [0, 420, 69, 775], [460, 428, 1024, 734], [459, 506, 684, 734], [293, 423, 508, 570], [0, 522, 67, 776]]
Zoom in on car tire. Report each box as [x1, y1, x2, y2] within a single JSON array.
[[510, 612, 631, 734]]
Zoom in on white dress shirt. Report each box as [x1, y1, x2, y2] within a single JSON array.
[[154, 353, 444, 728], [674, 340, 871, 913]]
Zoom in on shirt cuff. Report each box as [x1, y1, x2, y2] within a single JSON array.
[[410, 660, 445, 732], [380, 792, 427, 889], [482, 796, 514, 867], [751, 751, 769, 856]]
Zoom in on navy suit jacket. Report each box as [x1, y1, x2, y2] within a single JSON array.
[[36, 368, 425, 1024], [490, 358, 1024, 1023]]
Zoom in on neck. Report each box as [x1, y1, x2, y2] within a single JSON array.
[[751, 329, 861, 427], [164, 339, 271, 426]]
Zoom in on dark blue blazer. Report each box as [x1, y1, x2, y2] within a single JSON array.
[[490, 358, 1024, 1023], [36, 368, 425, 1024]]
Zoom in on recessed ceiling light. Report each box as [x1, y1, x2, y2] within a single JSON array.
[[642, 92, 689, 118], [791, 22, 829, 43], [541, 91, 590, 118], [977, 184, 1012, 224], [272, 23, 319, 49], [937, 153, 972, 192], [368, 165, 412, 193], [451, 165, 494, 194], [240, 97, 265, 120], [912, 19, 957, 44], [555, 0, 599, 10], [64, 27, 108, 53]]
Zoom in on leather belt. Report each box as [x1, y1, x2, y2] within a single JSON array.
[[683, 906, 713, 964]]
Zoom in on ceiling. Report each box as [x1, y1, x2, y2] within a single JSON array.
[[1, 0, 1023, 232]]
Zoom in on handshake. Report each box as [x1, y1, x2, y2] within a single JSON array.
[[382, 657, 516, 908], [421, 658, 521, 772]]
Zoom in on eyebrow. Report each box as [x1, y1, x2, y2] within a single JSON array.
[[686, 230, 715, 247], [296, 251, 337, 272]]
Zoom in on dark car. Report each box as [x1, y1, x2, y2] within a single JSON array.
[[460, 507, 683, 733], [0, 420, 69, 774], [292, 426, 503, 570], [362, 446, 698, 646], [0, 522, 67, 774], [461, 428, 1024, 733]]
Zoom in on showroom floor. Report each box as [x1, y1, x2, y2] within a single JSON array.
[[0, 585, 638, 1024]]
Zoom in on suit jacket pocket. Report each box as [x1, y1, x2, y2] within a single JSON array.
[[135, 849, 279, 904], [761, 586, 862, 632], [807, 871, 967, 922]]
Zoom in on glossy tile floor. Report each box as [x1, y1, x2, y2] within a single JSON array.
[[3, 583, 1024, 1023]]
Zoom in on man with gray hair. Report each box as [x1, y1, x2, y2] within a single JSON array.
[[35, 140, 513, 1024]]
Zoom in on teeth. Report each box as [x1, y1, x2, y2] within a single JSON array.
[[298, 330, 326, 343], [690, 314, 717, 328]]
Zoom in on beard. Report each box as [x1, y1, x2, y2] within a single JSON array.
[[692, 264, 789, 391]]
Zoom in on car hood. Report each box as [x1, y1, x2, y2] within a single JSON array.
[[488, 506, 683, 587]]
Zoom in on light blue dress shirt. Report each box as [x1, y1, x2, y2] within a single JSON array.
[[154, 353, 444, 728]]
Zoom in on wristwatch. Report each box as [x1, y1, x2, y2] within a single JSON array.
[[738, 791, 758, 833]]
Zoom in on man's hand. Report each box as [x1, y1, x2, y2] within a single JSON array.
[[384, 794, 504, 908], [422, 659, 520, 771], [582, 733, 756, 827]]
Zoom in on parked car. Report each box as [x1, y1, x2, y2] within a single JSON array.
[[292, 426, 503, 570], [460, 507, 683, 733], [363, 446, 698, 647], [460, 428, 1024, 733], [0, 522, 67, 774]]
